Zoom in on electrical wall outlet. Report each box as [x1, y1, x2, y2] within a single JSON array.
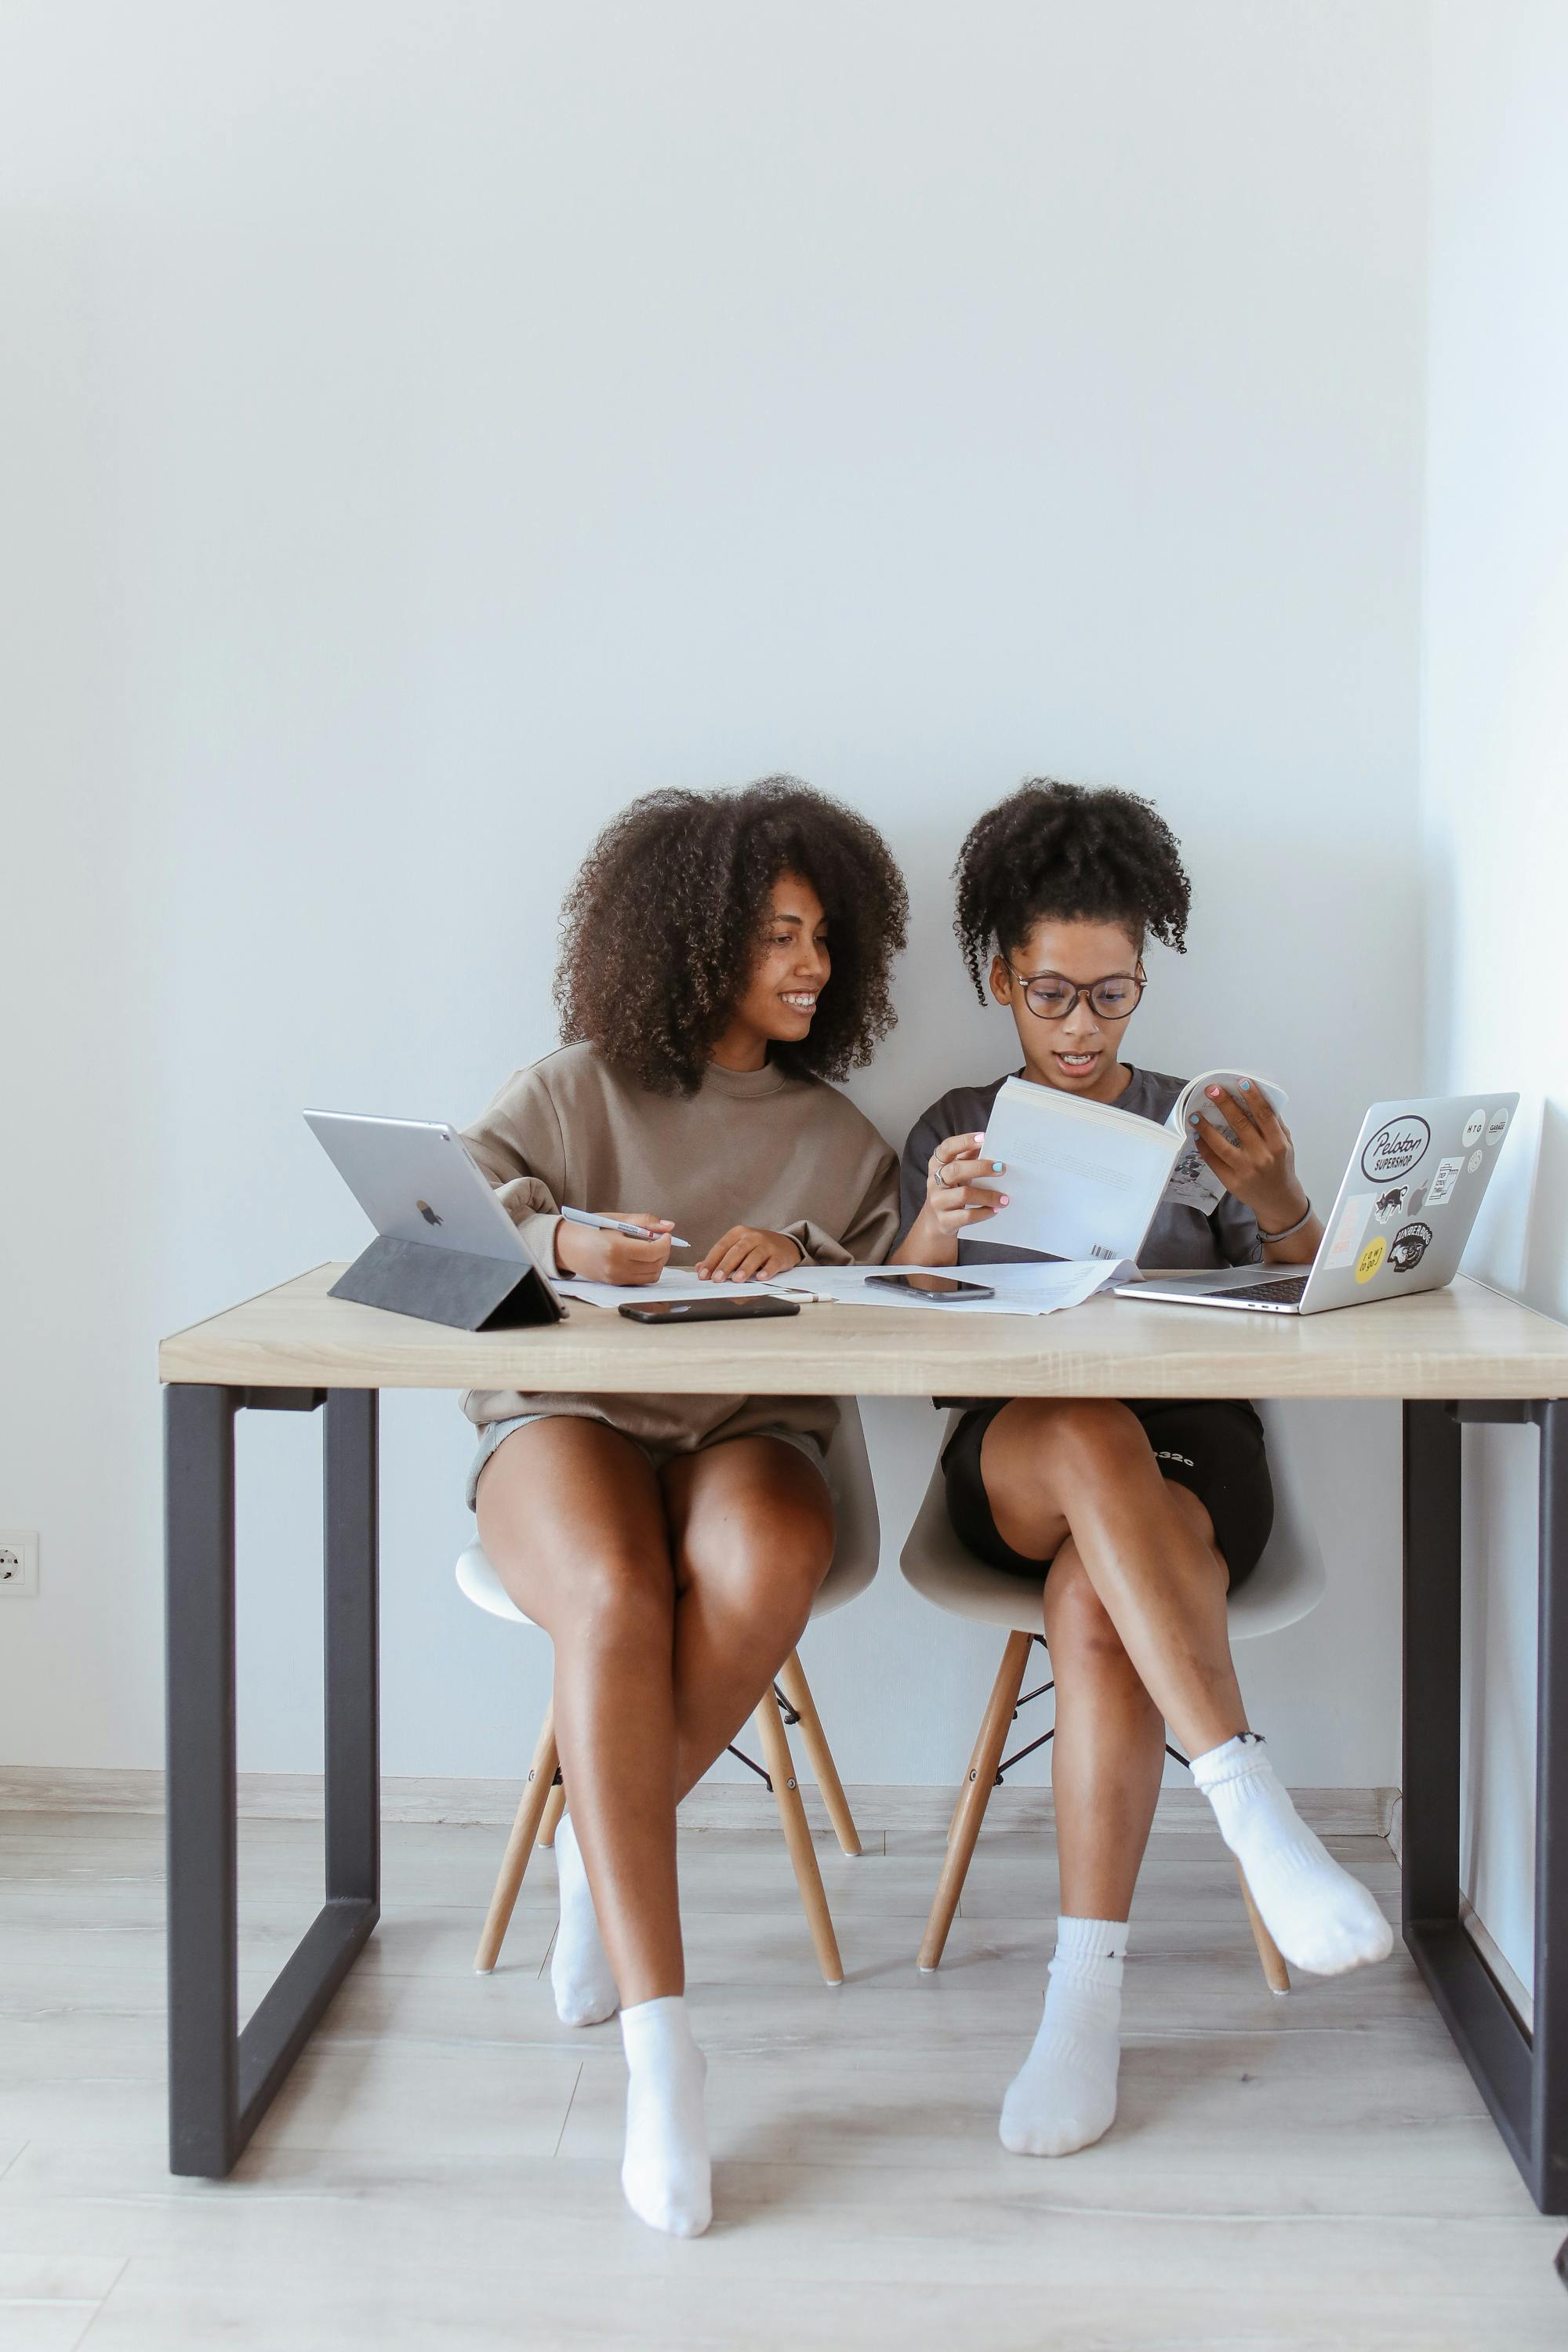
[[0, 1531, 39, 1596]]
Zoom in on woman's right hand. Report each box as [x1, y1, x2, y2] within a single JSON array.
[[553, 1214, 673, 1286], [897, 1134, 1008, 1261]]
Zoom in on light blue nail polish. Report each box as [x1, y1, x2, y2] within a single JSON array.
[[1240, 1079, 1251, 1091], [1189, 1113, 1200, 1127], [993, 1161, 1004, 1173]]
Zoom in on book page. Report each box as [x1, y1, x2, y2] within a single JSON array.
[[974, 1078, 1178, 1260]]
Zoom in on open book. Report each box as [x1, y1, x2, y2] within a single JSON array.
[[974, 1071, 1287, 1262]]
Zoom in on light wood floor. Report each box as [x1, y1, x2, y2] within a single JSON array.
[[1, 1806, 1563, 2349]]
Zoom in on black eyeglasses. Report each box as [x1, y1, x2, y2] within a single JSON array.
[[1006, 967, 1146, 1021]]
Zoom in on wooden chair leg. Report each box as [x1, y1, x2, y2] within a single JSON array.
[[776, 1652, 862, 1857], [755, 1690, 844, 1987], [1234, 1856, 1290, 1995], [538, 1781, 566, 1849], [474, 1703, 559, 1975], [918, 1632, 1033, 1972], [946, 1702, 998, 1848]]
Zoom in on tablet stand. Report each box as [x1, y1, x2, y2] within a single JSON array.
[[328, 1235, 563, 1331]]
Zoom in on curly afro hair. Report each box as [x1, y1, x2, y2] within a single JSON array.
[[554, 777, 909, 1096], [953, 779, 1191, 1001]]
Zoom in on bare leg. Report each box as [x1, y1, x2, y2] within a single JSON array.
[[1000, 1530, 1195, 2159], [1043, 1540, 1170, 1922], [981, 1399, 1246, 1759], [660, 1436, 836, 1800], [984, 1403, 1391, 1980], [476, 1417, 683, 2006], [476, 1424, 836, 2005]]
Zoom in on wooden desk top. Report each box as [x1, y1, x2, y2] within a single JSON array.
[[158, 1265, 1568, 1399]]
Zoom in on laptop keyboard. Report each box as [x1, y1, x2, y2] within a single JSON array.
[[1228, 1274, 1310, 1305]]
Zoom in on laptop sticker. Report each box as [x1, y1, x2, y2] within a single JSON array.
[[1388, 1221, 1434, 1273], [1372, 1185, 1409, 1224], [1425, 1156, 1464, 1209], [1324, 1193, 1374, 1269], [1486, 1106, 1509, 1146], [1468, 1150, 1483, 1174], [1361, 1117, 1430, 1184], [1356, 1236, 1388, 1284], [1461, 1108, 1486, 1148]]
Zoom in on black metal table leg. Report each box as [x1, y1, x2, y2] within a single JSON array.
[[165, 1384, 379, 2177], [1403, 1397, 1568, 2216]]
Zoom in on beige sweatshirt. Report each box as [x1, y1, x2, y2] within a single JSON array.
[[460, 1044, 899, 1453]]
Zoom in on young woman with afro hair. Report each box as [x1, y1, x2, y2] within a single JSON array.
[[894, 779, 1391, 2163], [460, 778, 907, 2238]]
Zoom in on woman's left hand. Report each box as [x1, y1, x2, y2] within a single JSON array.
[[696, 1226, 806, 1283], [1190, 1083, 1309, 1232]]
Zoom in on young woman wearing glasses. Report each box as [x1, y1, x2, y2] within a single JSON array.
[[892, 779, 1390, 2162], [465, 780, 906, 2237]]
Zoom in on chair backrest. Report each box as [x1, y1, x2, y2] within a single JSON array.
[[457, 1399, 880, 1628], [901, 1400, 1327, 1642], [1225, 1399, 1327, 1640]]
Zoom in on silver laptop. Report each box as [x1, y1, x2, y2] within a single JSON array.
[[1116, 1091, 1518, 1315], [305, 1109, 560, 1277]]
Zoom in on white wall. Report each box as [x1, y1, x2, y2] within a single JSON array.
[[1424, 1, 1568, 1992], [2, 2, 1427, 1794]]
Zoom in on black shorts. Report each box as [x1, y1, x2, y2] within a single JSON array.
[[942, 1398, 1274, 1592]]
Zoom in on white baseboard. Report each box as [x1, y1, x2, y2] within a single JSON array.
[[0, 1765, 1399, 1841]]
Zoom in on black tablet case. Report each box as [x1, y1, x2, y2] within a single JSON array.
[[328, 1233, 564, 1331]]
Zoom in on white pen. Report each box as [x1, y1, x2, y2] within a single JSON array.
[[560, 1206, 691, 1249]]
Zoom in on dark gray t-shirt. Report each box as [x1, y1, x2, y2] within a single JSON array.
[[897, 1065, 1263, 1271]]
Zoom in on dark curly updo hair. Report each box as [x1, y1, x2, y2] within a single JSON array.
[[953, 778, 1191, 1001], [554, 778, 909, 1096]]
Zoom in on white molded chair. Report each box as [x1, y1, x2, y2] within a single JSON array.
[[900, 1399, 1327, 1988], [457, 1399, 880, 1987]]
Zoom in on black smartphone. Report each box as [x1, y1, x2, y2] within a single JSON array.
[[865, 1272, 996, 1301], [618, 1296, 802, 1325]]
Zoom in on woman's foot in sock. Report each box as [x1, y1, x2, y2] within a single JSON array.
[[1000, 1917, 1127, 2158], [1191, 1734, 1393, 1976], [550, 1813, 619, 2027], [619, 1996, 711, 2238]]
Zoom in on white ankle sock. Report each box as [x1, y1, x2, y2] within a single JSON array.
[[999, 1915, 1127, 2158], [619, 1995, 711, 2238], [550, 1814, 619, 2027], [1191, 1733, 1394, 1976]]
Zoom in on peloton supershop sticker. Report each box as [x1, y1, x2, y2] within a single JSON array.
[[1486, 1106, 1510, 1146], [1461, 1108, 1486, 1148], [1360, 1117, 1430, 1184], [1356, 1236, 1388, 1284], [1388, 1221, 1434, 1273]]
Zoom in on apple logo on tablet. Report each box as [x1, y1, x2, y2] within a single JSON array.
[[416, 1200, 443, 1228]]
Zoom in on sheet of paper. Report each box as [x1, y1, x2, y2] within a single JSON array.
[[973, 1077, 1178, 1261], [554, 1268, 779, 1309], [775, 1261, 1134, 1316]]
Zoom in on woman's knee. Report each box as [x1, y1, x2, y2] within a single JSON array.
[[681, 1495, 833, 1624], [553, 1546, 676, 1647], [1044, 1399, 1152, 1487]]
